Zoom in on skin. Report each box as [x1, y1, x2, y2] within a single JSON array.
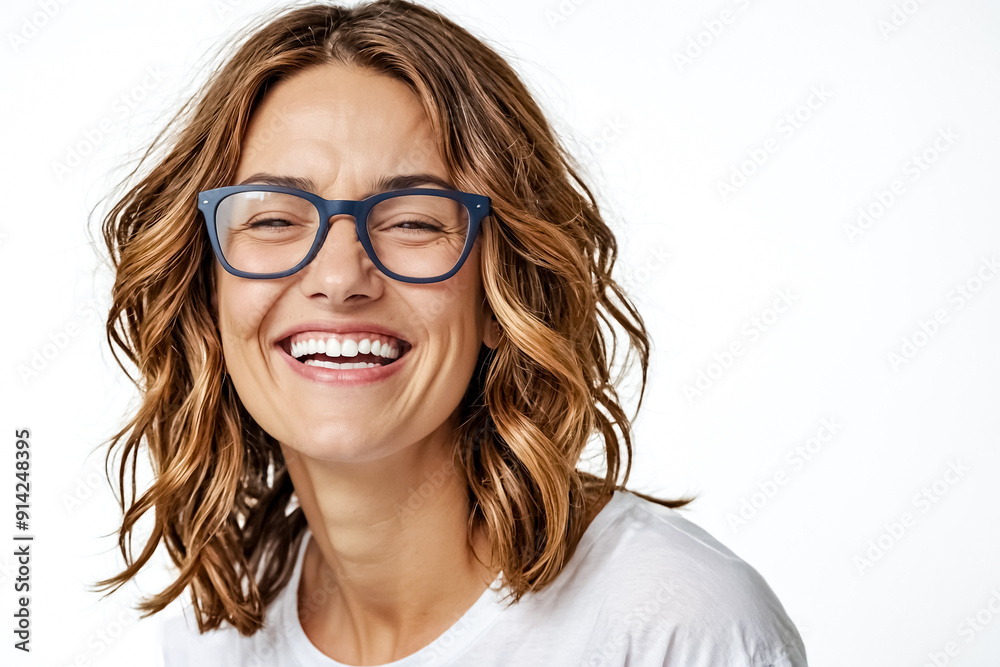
[[214, 64, 502, 663]]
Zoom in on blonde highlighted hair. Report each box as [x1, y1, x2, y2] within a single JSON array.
[[97, 0, 694, 636]]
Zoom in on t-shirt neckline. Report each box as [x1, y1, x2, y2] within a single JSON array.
[[279, 490, 629, 666]]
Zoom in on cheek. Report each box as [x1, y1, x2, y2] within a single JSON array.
[[412, 246, 485, 328], [215, 275, 283, 346]]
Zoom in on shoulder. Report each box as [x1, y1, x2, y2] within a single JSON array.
[[157, 530, 313, 666], [555, 490, 808, 666], [157, 588, 302, 667], [158, 607, 243, 667]]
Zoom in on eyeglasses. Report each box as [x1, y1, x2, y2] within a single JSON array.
[[198, 185, 491, 283]]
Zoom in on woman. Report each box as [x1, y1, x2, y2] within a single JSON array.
[[97, 1, 807, 665]]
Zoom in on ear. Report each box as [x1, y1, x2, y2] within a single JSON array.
[[482, 303, 501, 350], [483, 317, 502, 350]]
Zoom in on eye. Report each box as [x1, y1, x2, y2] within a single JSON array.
[[245, 217, 295, 229], [392, 219, 444, 232]]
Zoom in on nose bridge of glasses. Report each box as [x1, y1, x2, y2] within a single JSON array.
[[320, 199, 364, 229], [313, 199, 367, 259]]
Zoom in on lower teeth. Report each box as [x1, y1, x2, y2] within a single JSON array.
[[303, 360, 380, 369]]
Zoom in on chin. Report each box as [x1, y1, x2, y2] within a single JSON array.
[[278, 422, 396, 464]]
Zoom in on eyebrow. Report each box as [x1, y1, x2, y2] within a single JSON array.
[[236, 172, 456, 198]]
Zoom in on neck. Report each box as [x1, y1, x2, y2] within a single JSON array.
[[282, 436, 498, 663]]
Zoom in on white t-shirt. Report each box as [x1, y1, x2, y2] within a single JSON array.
[[159, 490, 807, 666]]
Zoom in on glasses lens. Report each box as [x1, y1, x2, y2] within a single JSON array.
[[367, 194, 470, 279], [216, 191, 319, 274]]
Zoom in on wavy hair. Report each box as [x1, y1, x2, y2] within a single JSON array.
[[97, 0, 695, 636]]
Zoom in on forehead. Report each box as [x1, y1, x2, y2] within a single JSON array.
[[236, 64, 448, 196]]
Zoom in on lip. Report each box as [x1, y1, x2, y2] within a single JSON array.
[[274, 321, 412, 386]]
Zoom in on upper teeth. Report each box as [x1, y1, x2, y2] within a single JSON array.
[[290, 336, 400, 360]]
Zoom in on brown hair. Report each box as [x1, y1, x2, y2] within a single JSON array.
[[97, 0, 695, 636]]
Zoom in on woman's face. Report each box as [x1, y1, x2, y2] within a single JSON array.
[[214, 64, 496, 462]]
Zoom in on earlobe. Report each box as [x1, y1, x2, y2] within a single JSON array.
[[483, 315, 502, 349]]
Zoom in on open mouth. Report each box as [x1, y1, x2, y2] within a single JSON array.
[[280, 334, 412, 369]]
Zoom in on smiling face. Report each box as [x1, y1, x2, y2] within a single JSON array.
[[214, 64, 497, 462]]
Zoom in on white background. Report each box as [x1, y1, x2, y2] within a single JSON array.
[[2, 0, 999, 665]]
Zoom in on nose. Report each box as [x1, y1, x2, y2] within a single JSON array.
[[296, 214, 381, 301]]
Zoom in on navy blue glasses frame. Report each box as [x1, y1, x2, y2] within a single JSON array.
[[198, 185, 491, 284]]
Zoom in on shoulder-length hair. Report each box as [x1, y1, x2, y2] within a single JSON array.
[[97, 0, 694, 636]]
